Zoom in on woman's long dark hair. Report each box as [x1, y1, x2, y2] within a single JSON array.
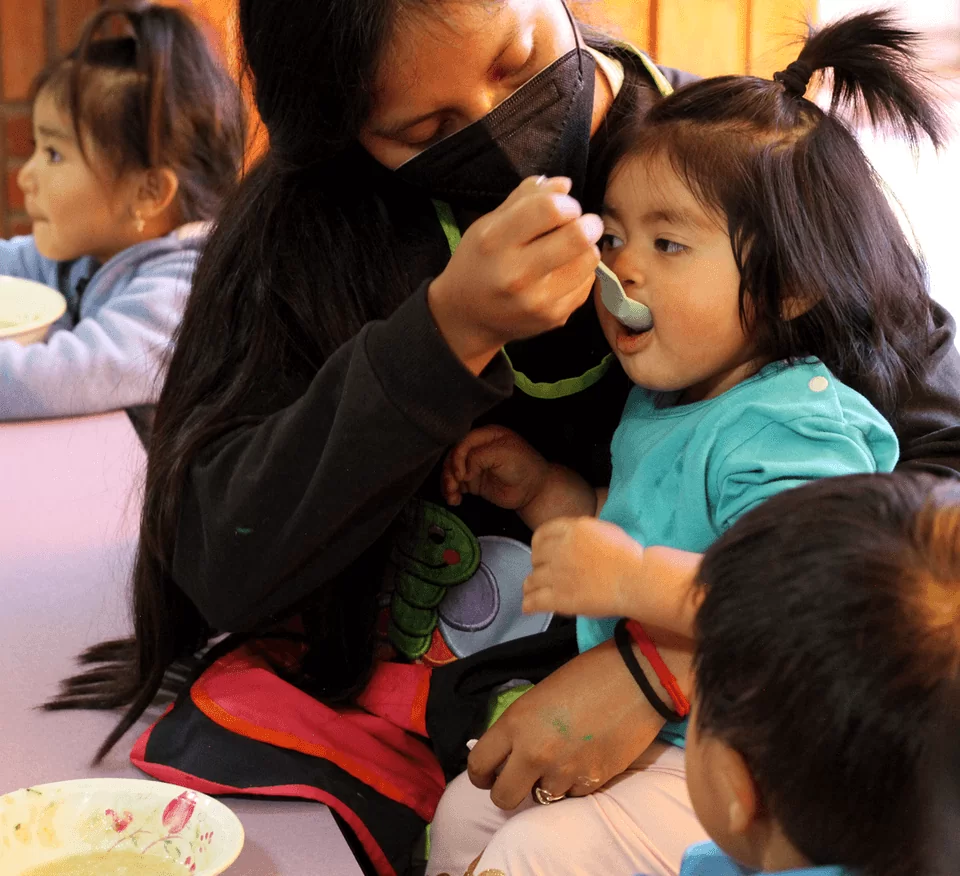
[[31, 0, 246, 755], [45, 0, 434, 762], [45, 0, 655, 762], [603, 10, 948, 421]]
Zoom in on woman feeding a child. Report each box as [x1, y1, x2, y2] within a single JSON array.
[[50, 2, 960, 875]]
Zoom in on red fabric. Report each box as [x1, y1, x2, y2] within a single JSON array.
[[131, 726, 397, 876], [186, 645, 445, 823], [355, 661, 432, 738]]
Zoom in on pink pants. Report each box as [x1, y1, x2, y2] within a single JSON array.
[[426, 742, 707, 876]]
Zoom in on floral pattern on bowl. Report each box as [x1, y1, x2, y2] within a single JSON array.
[[0, 778, 244, 875]]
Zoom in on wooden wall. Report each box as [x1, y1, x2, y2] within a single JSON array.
[[572, 0, 816, 78], [1, 0, 103, 236]]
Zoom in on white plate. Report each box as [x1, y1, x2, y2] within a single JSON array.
[[0, 778, 244, 875]]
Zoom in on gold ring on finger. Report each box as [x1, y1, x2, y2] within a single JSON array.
[[534, 785, 566, 805]]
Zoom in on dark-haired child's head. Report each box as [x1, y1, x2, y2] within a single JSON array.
[[688, 472, 960, 876], [595, 10, 945, 417], [17, 2, 245, 262]]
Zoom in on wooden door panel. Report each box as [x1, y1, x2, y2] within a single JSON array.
[[573, 1, 815, 77], [656, 0, 748, 77]]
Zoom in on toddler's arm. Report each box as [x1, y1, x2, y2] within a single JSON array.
[[0, 247, 191, 419], [443, 424, 600, 529], [522, 516, 703, 637]]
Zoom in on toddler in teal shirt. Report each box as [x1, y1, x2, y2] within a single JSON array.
[[441, 9, 941, 751], [432, 12, 947, 876]]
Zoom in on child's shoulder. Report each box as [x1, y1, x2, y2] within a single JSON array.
[[81, 224, 211, 311], [677, 841, 853, 876], [677, 842, 751, 876], [133, 223, 209, 262], [704, 359, 899, 478], [112, 223, 210, 278], [724, 358, 889, 437]]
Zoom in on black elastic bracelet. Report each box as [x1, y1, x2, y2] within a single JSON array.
[[614, 618, 683, 723]]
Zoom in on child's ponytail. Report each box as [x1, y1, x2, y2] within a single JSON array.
[[38, 1, 245, 222], [774, 9, 948, 150]]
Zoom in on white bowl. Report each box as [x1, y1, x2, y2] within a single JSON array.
[[0, 275, 68, 345], [0, 778, 245, 875]]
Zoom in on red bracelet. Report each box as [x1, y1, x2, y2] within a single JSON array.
[[625, 619, 691, 718]]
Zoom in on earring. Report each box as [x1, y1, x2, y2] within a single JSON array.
[[134, 210, 146, 234]]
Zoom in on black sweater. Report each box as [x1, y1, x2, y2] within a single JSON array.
[[170, 56, 960, 655]]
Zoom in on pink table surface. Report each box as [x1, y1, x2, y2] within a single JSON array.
[[0, 413, 363, 876]]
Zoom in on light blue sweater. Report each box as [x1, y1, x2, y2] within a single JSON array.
[[0, 223, 207, 420]]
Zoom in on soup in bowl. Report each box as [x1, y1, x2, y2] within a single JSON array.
[[0, 276, 67, 345], [0, 778, 244, 875]]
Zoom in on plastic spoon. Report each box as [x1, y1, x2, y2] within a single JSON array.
[[595, 262, 652, 332]]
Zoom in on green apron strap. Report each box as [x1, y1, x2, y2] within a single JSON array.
[[636, 49, 675, 97], [431, 199, 462, 255], [503, 348, 614, 399], [608, 41, 674, 98]]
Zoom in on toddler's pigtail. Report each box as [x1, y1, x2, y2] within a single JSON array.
[[775, 9, 948, 150]]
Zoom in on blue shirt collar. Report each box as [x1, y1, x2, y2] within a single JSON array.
[[679, 842, 853, 876]]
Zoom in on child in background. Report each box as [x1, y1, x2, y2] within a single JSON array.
[[429, 11, 945, 876], [0, 2, 245, 432], [682, 472, 960, 876]]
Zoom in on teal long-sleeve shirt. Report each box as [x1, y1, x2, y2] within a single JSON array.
[[576, 359, 899, 745]]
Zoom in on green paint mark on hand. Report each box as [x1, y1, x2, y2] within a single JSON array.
[[235, 527, 253, 535], [551, 716, 570, 736], [582, 734, 593, 742]]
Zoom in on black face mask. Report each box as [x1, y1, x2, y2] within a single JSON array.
[[394, 45, 596, 211]]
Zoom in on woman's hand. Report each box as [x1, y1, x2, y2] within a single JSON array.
[[523, 517, 645, 619], [467, 639, 686, 809], [428, 176, 603, 373], [442, 425, 551, 510]]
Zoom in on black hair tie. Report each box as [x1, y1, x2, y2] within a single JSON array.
[[773, 60, 813, 98], [614, 618, 683, 723]]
